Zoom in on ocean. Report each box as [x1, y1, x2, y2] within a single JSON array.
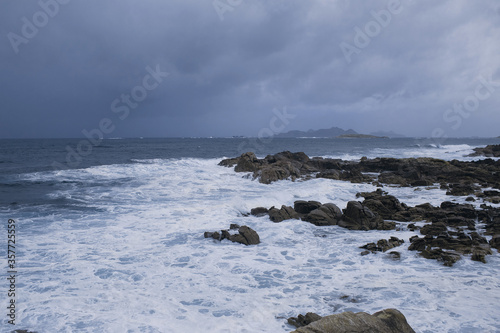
[[1, 137, 500, 333]]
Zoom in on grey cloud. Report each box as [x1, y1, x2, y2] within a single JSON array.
[[1, 0, 499, 138]]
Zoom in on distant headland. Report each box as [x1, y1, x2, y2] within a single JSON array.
[[274, 127, 404, 138]]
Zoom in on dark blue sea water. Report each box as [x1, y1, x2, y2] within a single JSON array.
[[1, 137, 500, 332]]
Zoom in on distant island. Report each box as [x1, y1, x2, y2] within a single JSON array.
[[275, 127, 403, 138], [338, 134, 387, 139], [274, 127, 356, 138]]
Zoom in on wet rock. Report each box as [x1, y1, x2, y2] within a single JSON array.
[[489, 235, 500, 251], [204, 231, 221, 240], [268, 205, 300, 222], [408, 231, 493, 266], [316, 169, 340, 180], [250, 207, 269, 217], [258, 162, 301, 184], [407, 223, 420, 231], [469, 144, 500, 157], [420, 222, 448, 236], [204, 225, 260, 245], [356, 189, 405, 220], [420, 248, 461, 267], [234, 152, 261, 172], [288, 312, 323, 328], [377, 172, 408, 186], [232, 225, 260, 245], [290, 308, 415, 333], [338, 201, 387, 230], [471, 246, 492, 263], [388, 251, 401, 260], [302, 203, 343, 226], [446, 183, 479, 196], [484, 190, 500, 197], [294, 200, 322, 215], [360, 237, 404, 253]]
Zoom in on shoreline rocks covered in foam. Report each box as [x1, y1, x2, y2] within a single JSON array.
[[219, 150, 500, 194]]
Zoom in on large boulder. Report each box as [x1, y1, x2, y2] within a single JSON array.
[[234, 152, 261, 172], [302, 204, 343, 226], [291, 308, 415, 333], [338, 201, 388, 230], [268, 205, 300, 222], [258, 162, 300, 184], [294, 200, 322, 215], [250, 207, 269, 217], [357, 189, 405, 219]]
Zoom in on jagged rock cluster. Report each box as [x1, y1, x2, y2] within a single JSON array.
[[249, 189, 500, 266], [204, 224, 260, 245], [219, 150, 500, 194], [251, 199, 395, 231]]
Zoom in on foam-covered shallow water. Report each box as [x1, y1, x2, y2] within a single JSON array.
[[1, 138, 500, 332]]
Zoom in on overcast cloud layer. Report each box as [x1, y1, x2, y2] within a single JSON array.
[[1, 0, 499, 138]]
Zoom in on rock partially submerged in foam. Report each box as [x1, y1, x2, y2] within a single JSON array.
[[204, 224, 260, 245], [289, 308, 415, 333], [251, 199, 393, 230], [249, 188, 500, 265]]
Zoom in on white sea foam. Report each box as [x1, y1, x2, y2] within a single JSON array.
[[322, 144, 497, 162], [4, 158, 500, 332]]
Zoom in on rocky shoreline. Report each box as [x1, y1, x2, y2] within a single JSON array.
[[211, 147, 500, 331], [217, 149, 500, 266], [219, 150, 500, 200]]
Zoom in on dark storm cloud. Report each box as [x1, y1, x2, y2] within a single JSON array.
[[1, 0, 499, 138]]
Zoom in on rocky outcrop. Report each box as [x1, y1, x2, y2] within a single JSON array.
[[219, 151, 500, 192], [290, 309, 415, 333], [338, 201, 395, 230], [252, 199, 390, 230], [204, 224, 260, 245], [302, 203, 343, 226], [408, 230, 492, 266], [469, 144, 500, 157], [248, 189, 500, 266], [268, 205, 299, 222]]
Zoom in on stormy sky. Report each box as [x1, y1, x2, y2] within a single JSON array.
[[1, 0, 499, 139]]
